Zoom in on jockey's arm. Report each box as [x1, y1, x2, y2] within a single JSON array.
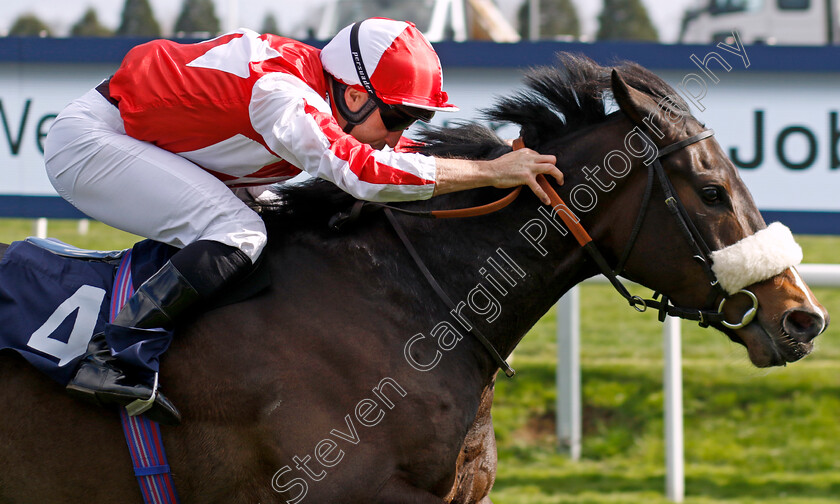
[[251, 75, 562, 203], [432, 148, 562, 205]]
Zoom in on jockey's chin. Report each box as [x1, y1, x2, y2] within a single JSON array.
[[361, 130, 402, 150], [349, 111, 404, 150]]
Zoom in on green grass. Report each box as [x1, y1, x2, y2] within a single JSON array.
[[2, 222, 839, 503], [0, 218, 140, 251]]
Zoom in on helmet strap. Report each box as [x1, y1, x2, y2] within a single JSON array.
[[330, 78, 377, 134], [349, 21, 389, 109], [330, 20, 398, 134]]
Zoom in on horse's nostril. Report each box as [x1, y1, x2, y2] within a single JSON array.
[[783, 309, 825, 343]]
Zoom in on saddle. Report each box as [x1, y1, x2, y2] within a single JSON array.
[[25, 236, 127, 262], [0, 237, 270, 385]]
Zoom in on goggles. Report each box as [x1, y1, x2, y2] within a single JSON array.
[[379, 104, 435, 132]]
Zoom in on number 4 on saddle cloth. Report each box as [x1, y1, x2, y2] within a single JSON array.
[[0, 237, 270, 386]]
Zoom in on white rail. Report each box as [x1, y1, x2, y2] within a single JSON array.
[[556, 264, 838, 503]]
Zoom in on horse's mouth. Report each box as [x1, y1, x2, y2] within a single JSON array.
[[748, 324, 813, 367], [723, 323, 814, 367], [769, 326, 814, 365]]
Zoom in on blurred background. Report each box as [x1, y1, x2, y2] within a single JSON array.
[[1, 1, 839, 504], [2, 0, 830, 44]]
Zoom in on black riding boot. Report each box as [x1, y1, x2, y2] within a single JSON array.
[[66, 240, 252, 426]]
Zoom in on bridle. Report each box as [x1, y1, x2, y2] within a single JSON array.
[[330, 129, 758, 377], [555, 129, 757, 331]]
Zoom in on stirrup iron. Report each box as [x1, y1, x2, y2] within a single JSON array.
[[125, 372, 159, 417]]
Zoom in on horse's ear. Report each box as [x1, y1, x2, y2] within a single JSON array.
[[611, 69, 651, 128], [612, 69, 691, 140]]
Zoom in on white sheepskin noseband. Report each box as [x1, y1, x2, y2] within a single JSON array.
[[710, 222, 802, 295]]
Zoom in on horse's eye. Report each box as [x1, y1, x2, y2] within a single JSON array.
[[701, 185, 724, 204]]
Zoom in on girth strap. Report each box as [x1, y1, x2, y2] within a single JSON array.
[[112, 252, 181, 504]]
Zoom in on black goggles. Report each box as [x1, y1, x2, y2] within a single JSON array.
[[378, 104, 435, 132]]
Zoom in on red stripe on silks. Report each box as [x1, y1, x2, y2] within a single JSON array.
[[394, 136, 423, 152], [198, 167, 239, 182], [113, 33, 257, 155], [247, 160, 302, 180], [304, 103, 434, 187]]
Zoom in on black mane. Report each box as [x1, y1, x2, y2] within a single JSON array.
[[259, 53, 687, 230]]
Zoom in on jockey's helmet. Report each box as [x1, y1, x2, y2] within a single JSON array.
[[320, 18, 458, 114]]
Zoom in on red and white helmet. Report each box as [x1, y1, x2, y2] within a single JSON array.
[[321, 18, 459, 112]]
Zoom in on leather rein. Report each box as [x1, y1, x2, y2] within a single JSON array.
[[331, 129, 756, 378]]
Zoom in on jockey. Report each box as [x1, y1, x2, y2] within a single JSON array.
[[44, 18, 561, 425]]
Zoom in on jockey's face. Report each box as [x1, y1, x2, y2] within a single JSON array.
[[338, 86, 404, 150]]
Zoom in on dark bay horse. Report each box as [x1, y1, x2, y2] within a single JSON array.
[[0, 54, 828, 503]]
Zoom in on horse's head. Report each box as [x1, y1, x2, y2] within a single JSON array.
[[392, 53, 829, 368], [482, 54, 827, 367], [598, 65, 828, 367]]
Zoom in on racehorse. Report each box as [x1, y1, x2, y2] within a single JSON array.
[[0, 54, 827, 503]]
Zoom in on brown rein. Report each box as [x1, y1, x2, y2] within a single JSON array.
[[430, 186, 522, 219], [431, 138, 594, 249], [427, 137, 527, 219]]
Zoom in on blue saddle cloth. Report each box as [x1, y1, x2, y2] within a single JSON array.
[[0, 239, 175, 384]]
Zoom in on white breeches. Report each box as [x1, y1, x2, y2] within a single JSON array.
[[44, 89, 267, 262]]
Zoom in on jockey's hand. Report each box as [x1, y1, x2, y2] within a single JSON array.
[[485, 148, 562, 205], [433, 150, 562, 204]]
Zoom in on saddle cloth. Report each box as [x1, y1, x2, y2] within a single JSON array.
[[0, 239, 176, 384], [0, 236, 271, 385]]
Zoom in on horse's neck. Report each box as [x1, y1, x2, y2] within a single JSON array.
[[393, 194, 594, 367], [395, 118, 639, 365]]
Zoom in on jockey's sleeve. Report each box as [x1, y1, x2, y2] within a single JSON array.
[[249, 72, 437, 202]]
